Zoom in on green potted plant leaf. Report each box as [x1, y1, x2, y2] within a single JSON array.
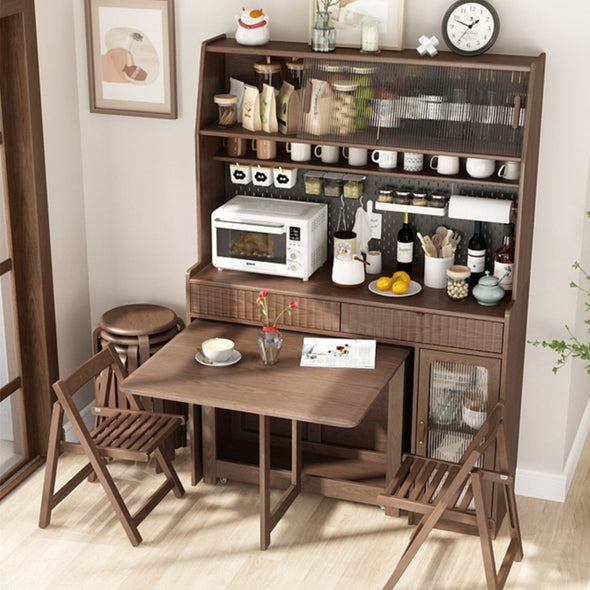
[[528, 211, 590, 374]]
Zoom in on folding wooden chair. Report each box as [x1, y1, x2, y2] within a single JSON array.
[[39, 344, 186, 546], [377, 403, 523, 590]]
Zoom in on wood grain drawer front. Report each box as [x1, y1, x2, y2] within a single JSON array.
[[191, 285, 340, 332], [341, 304, 503, 353]]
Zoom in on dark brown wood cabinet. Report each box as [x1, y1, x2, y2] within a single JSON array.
[[187, 36, 545, 534]]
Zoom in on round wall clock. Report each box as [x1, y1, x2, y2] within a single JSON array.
[[442, 0, 500, 56]]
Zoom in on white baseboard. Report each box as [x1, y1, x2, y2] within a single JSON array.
[[63, 401, 95, 442], [516, 397, 590, 502]]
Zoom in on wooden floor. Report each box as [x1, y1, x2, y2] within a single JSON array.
[[1, 433, 589, 590]]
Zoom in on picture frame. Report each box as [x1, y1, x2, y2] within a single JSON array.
[[85, 0, 177, 118], [309, 0, 406, 51]]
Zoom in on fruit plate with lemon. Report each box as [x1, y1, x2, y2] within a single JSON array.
[[369, 272, 422, 298]]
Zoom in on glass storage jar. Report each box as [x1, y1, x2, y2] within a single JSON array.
[[351, 65, 377, 130], [285, 60, 304, 90], [393, 188, 412, 205], [253, 61, 283, 92], [332, 79, 359, 136], [411, 190, 429, 207], [446, 265, 471, 301], [323, 172, 344, 197], [304, 171, 324, 195], [428, 191, 449, 209], [342, 174, 365, 199], [377, 187, 394, 203], [317, 62, 347, 85], [213, 94, 238, 127]]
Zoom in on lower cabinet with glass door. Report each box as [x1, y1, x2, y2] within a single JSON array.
[[415, 349, 504, 534]]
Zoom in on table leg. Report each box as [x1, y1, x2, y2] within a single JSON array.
[[202, 406, 217, 485], [188, 404, 203, 486], [259, 416, 302, 550]]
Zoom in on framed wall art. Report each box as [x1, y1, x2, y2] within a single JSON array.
[[309, 0, 406, 51], [85, 0, 177, 118]]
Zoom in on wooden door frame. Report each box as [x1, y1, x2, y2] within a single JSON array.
[[0, 0, 58, 494]]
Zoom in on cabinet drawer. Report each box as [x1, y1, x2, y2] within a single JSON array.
[[341, 304, 503, 354], [190, 284, 340, 332]]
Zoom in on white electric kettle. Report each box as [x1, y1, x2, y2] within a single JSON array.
[[331, 254, 367, 288]]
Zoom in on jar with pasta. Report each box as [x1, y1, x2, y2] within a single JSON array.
[[332, 79, 359, 136]]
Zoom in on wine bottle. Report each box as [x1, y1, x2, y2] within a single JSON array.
[[396, 212, 414, 275], [493, 223, 515, 291], [467, 220, 486, 287]]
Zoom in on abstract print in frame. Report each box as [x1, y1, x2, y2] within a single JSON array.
[[85, 0, 177, 118]]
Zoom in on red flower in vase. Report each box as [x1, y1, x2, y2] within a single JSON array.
[[257, 290, 298, 330]]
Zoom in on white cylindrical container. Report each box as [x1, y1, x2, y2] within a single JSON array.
[[360, 19, 380, 53], [424, 254, 455, 289]]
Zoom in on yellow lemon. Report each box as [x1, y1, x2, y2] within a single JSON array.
[[392, 271, 411, 285], [392, 278, 409, 295], [376, 276, 393, 291]]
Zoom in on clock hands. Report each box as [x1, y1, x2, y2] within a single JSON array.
[[456, 17, 481, 41]]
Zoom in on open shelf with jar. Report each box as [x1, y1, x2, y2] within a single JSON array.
[[189, 35, 545, 536]]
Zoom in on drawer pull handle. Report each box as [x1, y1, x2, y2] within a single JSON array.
[[418, 420, 426, 445]]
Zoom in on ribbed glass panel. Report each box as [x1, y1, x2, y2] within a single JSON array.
[[298, 60, 528, 158]]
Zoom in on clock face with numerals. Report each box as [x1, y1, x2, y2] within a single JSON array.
[[442, 0, 500, 56]]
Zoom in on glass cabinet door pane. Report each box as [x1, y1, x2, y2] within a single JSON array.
[[427, 360, 489, 464]]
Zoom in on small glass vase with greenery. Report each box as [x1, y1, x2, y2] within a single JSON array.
[[311, 0, 339, 52], [528, 211, 590, 374]]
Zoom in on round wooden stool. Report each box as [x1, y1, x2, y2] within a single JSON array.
[[91, 303, 186, 450]]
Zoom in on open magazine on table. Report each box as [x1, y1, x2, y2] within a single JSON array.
[[299, 338, 376, 369]]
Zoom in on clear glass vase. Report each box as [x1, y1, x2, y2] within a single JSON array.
[[311, 11, 336, 53], [257, 328, 283, 365]]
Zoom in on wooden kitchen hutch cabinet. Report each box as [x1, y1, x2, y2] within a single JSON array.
[[187, 35, 545, 535]]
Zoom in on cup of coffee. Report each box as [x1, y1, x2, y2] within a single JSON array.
[[365, 250, 383, 275], [342, 147, 368, 167], [333, 230, 357, 259], [251, 138, 277, 160], [429, 155, 459, 175], [314, 144, 340, 164], [286, 142, 311, 162], [371, 150, 398, 169], [223, 136, 248, 157], [403, 152, 424, 172], [466, 157, 495, 178], [497, 161, 521, 181]]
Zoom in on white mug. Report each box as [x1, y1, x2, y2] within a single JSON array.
[[498, 161, 521, 181], [229, 163, 251, 184], [251, 165, 273, 187], [466, 157, 495, 179], [371, 150, 398, 169], [272, 167, 297, 189], [314, 144, 340, 164], [342, 147, 368, 167], [403, 152, 424, 172], [365, 250, 383, 275], [430, 155, 460, 175], [286, 142, 311, 162]]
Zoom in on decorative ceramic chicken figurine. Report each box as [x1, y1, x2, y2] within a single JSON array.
[[235, 7, 270, 46]]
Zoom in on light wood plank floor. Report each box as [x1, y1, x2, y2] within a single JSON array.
[[1, 433, 589, 590]]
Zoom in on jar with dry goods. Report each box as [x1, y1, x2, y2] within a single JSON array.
[[323, 172, 344, 197], [377, 187, 394, 203], [213, 94, 238, 128], [342, 174, 365, 199], [411, 190, 428, 207], [304, 171, 324, 195], [285, 60, 304, 90], [393, 188, 411, 205], [332, 79, 359, 136], [428, 191, 449, 209], [446, 265, 471, 301]]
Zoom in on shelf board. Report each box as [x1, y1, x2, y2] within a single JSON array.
[[202, 123, 524, 162], [213, 149, 520, 189]]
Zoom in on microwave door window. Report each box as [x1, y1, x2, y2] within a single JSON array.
[[217, 229, 287, 264]]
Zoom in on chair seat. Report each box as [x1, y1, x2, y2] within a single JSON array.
[[61, 407, 184, 462]]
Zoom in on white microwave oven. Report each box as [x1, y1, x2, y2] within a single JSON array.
[[211, 195, 328, 281]]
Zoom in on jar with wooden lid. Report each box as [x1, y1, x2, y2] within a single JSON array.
[[213, 94, 238, 127], [253, 61, 283, 92], [285, 60, 304, 90], [332, 79, 359, 136], [446, 265, 471, 301]]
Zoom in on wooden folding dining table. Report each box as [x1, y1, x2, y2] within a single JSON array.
[[121, 319, 410, 549]]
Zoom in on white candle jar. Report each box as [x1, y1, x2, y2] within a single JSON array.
[[360, 19, 380, 53]]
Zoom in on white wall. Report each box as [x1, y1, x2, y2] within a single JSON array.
[[36, 0, 589, 499]]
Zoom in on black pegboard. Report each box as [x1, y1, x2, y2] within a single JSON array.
[[224, 167, 518, 272]]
